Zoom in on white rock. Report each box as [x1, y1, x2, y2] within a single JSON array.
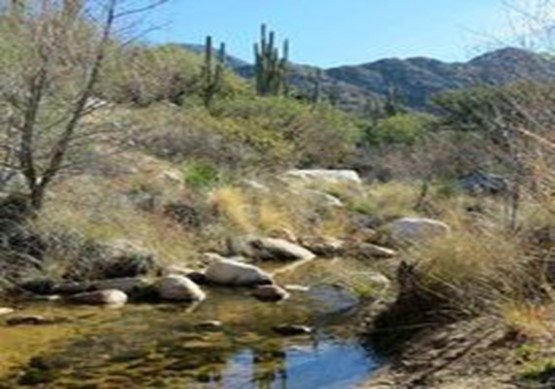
[[282, 169, 362, 185], [156, 275, 206, 302], [229, 237, 316, 261], [355, 243, 397, 259], [204, 256, 273, 286], [388, 217, 451, 243], [0, 307, 14, 316]]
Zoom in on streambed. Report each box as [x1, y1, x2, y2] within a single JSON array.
[[0, 261, 386, 388]]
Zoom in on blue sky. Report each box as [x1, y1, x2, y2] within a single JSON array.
[[147, 0, 506, 67]]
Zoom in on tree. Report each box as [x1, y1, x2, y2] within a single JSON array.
[[0, 0, 168, 211]]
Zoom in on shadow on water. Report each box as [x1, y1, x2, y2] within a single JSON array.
[[0, 264, 386, 388]]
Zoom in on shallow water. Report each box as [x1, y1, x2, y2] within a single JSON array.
[[0, 262, 384, 388]]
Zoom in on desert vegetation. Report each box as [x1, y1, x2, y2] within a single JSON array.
[[0, 0, 553, 388]]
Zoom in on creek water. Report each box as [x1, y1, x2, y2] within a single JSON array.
[[0, 262, 385, 388]]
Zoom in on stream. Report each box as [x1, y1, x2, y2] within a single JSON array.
[[0, 261, 385, 388]]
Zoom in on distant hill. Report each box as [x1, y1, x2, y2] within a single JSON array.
[[181, 45, 555, 111], [326, 48, 555, 110]]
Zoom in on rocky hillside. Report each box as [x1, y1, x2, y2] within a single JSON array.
[[191, 46, 555, 111]]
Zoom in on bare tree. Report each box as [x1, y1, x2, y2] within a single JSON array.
[[0, 0, 167, 211]]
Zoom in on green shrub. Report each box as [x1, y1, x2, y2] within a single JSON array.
[[367, 113, 435, 145], [182, 160, 221, 188]]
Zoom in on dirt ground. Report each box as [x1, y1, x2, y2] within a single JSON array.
[[362, 314, 555, 389]]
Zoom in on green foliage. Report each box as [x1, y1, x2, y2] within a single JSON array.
[[182, 160, 221, 188], [366, 113, 435, 145], [254, 24, 289, 96], [520, 358, 555, 381]]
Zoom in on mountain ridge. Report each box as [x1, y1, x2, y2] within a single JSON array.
[[179, 44, 555, 111]]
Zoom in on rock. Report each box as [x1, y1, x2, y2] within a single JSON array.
[[284, 284, 310, 292], [6, 315, 63, 326], [0, 307, 14, 316], [186, 271, 209, 285], [299, 237, 345, 258], [155, 275, 206, 302], [302, 189, 344, 208], [458, 171, 508, 195], [195, 320, 223, 331], [387, 217, 450, 244], [102, 240, 160, 278], [239, 179, 269, 193], [67, 289, 128, 306], [160, 265, 196, 277], [229, 237, 316, 261], [352, 227, 381, 243], [0, 168, 27, 193], [92, 277, 151, 295], [52, 281, 93, 295], [19, 278, 55, 295], [354, 243, 397, 259], [204, 255, 273, 286], [252, 285, 290, 302], [272, 324, 313, 336], [306, 284, 360, 314], [282, 169, 362, 186]]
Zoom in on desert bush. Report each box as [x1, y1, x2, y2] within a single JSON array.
[[99, 44, 248, 106], [366, 113, 435, 145]]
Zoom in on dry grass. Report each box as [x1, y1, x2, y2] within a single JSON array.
[[34, 173, 197, 268]]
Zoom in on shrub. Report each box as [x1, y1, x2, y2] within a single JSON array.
[[182, 160, 221, 188], [366, 113, 435, 145]]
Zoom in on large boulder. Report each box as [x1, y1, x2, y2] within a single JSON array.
[[228, 237, 316, 261], [387, 217, 450, 244], [204, 256, 273, 286], [67, 289, 128, 306], [282, 169, 362, 186], [155, 275, 206, 302]]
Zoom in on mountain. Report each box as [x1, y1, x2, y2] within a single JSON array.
[[180, 44, 555, 111], [326, 48, 555, 110]]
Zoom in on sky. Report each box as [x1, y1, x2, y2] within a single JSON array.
[[146, 0, 510, 67]]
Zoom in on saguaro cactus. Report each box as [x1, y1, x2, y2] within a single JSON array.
[[200, 35, 226, 108], [254, 24, 289, 96]]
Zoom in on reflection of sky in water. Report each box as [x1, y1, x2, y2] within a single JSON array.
[[221, 340, 379, 389]]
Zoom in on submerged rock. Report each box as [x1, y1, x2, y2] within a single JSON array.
[[204, 255, 273, 286], [67, 289, 128, 306], [387, 217, 450, 244], [229, 236, 316, 261], [252, 285, 290, 302], [6, 315, 64, 326], [273, 324, 313, 336], [156, 275, 206, 302], [306, 284, 361, 314]]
